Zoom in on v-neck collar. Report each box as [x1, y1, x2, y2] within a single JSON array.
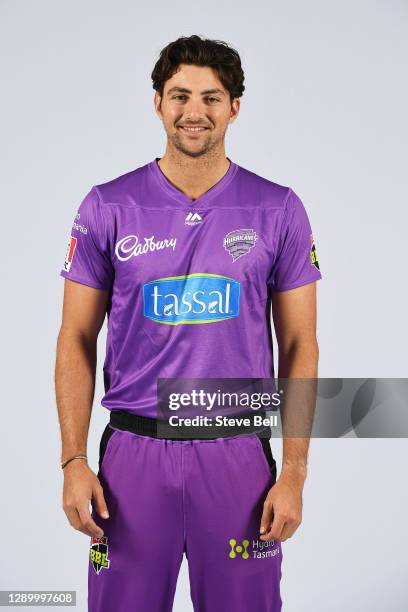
[[148, 157, 238, 207]]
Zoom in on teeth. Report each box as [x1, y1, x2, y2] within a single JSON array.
[[181, 127, 206, 131]]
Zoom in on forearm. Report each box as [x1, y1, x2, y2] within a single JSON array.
[[278, 339, 319, 481], [55, 328, 97, 462]]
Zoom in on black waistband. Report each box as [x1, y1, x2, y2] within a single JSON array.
[[109, 409, 271, 441]]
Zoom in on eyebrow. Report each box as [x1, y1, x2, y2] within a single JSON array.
[[167, 87, 225, 96]]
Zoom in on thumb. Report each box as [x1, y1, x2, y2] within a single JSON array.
[[93, 482, 109, 519]]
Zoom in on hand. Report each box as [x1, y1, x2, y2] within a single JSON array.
[[259, 470, 304, 542], [62, 461, 109, 538]]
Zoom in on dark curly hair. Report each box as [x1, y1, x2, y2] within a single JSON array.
[[151, 35, 245, 101]]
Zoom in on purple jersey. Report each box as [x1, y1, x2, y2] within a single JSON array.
[[60, 159, 322, 417]]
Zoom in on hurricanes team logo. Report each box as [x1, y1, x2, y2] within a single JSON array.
[[90, 536, 110, 575], [310, 234, 320, 270], [224, 229, 257, 262]]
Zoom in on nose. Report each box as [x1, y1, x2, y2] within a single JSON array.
[[183, 96, 206, 122]]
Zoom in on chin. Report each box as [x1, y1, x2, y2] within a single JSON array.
[[179, 147, 210, 158], [173, 138, 211, 158]]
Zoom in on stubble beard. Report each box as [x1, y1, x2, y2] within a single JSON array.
[[169, 123, 228, 159], [171, 131, 214, 158]]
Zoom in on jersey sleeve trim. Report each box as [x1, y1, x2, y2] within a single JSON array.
[[60, 270, 111, 291], [270, 275, 321, 294]]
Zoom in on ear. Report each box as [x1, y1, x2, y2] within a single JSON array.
[[229, 97, 241, 124], [154, 91, 163, 120]]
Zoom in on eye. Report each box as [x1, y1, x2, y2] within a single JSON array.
[[206, 96, 220, 104], [172, 95, 187, 101]]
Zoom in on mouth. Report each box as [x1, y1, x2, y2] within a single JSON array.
[[177, 125, 210, 135]]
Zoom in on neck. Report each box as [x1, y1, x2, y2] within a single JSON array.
[[157, 145, 230, 201]]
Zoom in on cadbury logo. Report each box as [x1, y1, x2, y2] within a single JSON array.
[[115, 235, 177, 261]]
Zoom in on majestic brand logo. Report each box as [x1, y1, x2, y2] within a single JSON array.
[[115, 235, 177, 261], [185, 212, 203, 226], [63, 236, 77, 272], [224, 228, 257, 262], [90, 536, 110, 575], [143, 273, 240, 325], [310, 234, 319, 270], [228, 537, 280, 560]]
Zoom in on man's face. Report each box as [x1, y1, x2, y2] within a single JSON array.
[[155, 64, 240, 158]]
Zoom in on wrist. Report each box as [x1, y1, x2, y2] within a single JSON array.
[[280, 462, 307, 483], [61, 453, 88, 470], [61, 448, 87, 462]]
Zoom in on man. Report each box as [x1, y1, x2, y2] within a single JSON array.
[[56, 35, 321, 612]]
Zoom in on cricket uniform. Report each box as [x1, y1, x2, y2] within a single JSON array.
[[60, 159, 322, 611]]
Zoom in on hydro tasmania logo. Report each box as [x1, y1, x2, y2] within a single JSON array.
[[90, 536, 110, 575], [228, 538, 280, 560], [143, 273, 240, 325], [185, 212, 203, 226]]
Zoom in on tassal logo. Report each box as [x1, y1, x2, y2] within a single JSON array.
[[143, 273, 240, 325]]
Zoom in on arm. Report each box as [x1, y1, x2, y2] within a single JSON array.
[[55, 278, 110, 538], [260, 282, 319, 541]]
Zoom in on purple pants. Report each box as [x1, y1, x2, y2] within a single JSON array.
[[88, 426, 282, 611]]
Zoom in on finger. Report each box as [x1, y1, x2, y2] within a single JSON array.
[[259, 502, 274, 535], [77, 502, 104, 538], [78, 525, 98, 538], [261, 514, 286, 542], [65, 507, 94, 537], [93, 482, 109, 519], [64, 507, 81, 530], [280, 519, 301, 542]]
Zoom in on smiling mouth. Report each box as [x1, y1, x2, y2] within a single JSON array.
[[178, 126, 210, 134]]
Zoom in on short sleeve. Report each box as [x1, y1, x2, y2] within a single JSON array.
[[60, 187, 114, 291], [268, 189, 322, 292]]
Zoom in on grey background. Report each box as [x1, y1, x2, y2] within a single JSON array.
[[1, 0, 407, 610]]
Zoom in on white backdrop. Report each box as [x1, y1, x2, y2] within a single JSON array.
[[0, 1, 407, 610]]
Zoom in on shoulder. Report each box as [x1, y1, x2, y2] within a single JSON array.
[[92, 163, 150, 207], [234, 164, 293, 211]]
